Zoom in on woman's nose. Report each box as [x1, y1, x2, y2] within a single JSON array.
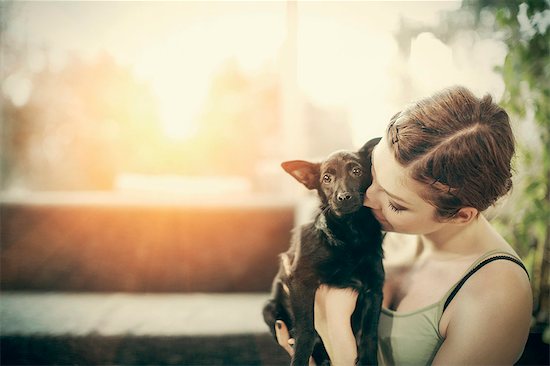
[[363, 185, 380, 209]]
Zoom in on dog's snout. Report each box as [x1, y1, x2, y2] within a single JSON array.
[[337, 192, 352, 201]]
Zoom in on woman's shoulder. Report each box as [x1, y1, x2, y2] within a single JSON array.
[[436, 255, 532, 364], [455, 222, 531, 309], [438, 248, 532, 360], [461, 251, 531, 303], [467, 217, 529, 293], [446, 247, 532, 335]]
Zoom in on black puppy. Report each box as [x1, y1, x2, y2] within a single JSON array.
[[263, 138, 384, 366]]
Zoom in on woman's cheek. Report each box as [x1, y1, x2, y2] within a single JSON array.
[[385, 211, 415, 233]]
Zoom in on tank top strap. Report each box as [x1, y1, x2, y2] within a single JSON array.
[[437, 249, 529, 316]]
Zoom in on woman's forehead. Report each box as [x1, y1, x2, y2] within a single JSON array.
[[372, 136, 427, 205]]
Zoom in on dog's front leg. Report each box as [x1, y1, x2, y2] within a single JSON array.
[[357, 290, 383, 366], [289, 281, 317, 366]]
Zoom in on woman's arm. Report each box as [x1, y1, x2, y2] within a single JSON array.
[[433, 261, 532, 365], [274, 286, 359, 366], [314, 285, 359, 366]]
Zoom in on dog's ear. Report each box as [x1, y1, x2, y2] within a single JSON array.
[[281, 160, 320, 190], [358, 137, 381, 183], [358, 137, 381, 161]]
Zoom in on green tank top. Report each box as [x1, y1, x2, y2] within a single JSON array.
[[377, 250, 527, 366]]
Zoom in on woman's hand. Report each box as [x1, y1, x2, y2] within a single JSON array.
[[274, 285, 359, 366], [274, 320, 316, 366], [274, 320, 296, 356]]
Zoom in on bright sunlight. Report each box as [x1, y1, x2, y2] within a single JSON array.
[[1, 0, 509, 195]]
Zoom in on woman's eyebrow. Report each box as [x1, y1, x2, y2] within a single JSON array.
[[371, 147, 411, 206], [385, 187, 411, 206]]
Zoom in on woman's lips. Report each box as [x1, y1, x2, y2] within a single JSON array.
[[372, 210, 387, 223], [372, 210, 392, 231]]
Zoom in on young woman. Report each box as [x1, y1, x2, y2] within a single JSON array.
[[274, 86, 533, 365]]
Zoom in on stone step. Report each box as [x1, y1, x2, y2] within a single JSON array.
[[1, 292, 547, 365], [0, 292, 289, 365], [1, 334, 288, 365]]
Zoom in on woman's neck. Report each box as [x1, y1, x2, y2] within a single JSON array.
[[418, 215, 490, 259]]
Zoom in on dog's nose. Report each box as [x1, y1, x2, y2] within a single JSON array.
[[337, 192, 352, 201]]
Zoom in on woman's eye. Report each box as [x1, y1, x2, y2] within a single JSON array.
[[352, 167, 362, 176], [388, 202, 403, 213], [323, 174, 332, 183]]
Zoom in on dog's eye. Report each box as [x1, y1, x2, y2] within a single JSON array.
[[352, 167, 363, 176], [323, 174, 332, 183]]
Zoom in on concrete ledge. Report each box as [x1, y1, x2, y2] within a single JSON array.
[[1, 292, 270, 336], [1, 199, 294, 292], [0, 191, 296, 208]]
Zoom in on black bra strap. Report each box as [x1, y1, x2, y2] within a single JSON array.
[[443, 255, 529, 312]]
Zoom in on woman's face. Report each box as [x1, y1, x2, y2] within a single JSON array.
[[363, 136, 446, 234]]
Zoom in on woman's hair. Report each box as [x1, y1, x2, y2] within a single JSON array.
[[387, 86, 515, 219]]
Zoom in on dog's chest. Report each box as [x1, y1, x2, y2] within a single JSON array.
[[297, 222, 379, 289], [316, 242, 375, 288]]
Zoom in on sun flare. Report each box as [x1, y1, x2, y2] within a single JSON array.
[[131, 11, 286, 140]]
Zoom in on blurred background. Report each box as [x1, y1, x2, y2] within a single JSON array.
[[1, 1, 548, 365]]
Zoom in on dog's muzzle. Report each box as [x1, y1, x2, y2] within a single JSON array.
[[331, 195, 363, 216]]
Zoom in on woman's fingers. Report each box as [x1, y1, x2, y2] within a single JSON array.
[[275, 320, 295, 356]]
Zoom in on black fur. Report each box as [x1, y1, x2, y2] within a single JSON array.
[[263, 137, 384, 366]]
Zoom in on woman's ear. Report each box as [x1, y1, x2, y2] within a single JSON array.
[[452, 207, 478, 224]]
